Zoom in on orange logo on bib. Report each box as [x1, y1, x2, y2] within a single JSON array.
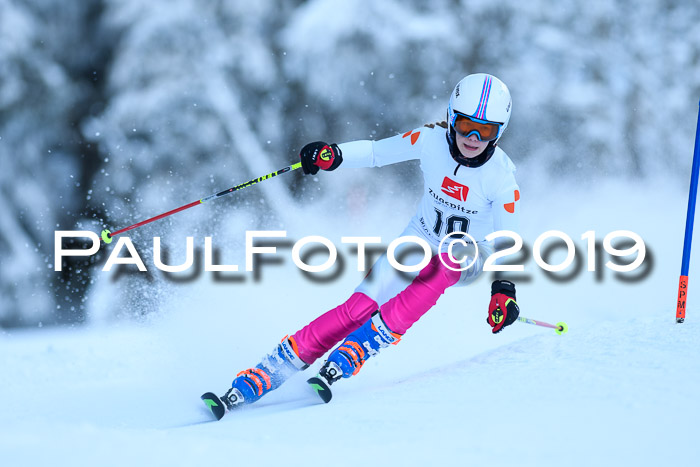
[[441, 177, 469, 202]]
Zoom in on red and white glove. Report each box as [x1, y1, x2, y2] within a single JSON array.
[[487, 280, 520, 334], [299, 141, 343, 175]]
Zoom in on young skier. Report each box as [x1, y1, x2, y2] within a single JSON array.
[[203, 73, 521, 417]]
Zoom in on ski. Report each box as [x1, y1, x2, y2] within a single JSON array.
[[307, 376, 333, 403], [201, 392, 227, 421]]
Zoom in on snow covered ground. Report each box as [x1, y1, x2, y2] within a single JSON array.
[[2, 176, 699, 466]]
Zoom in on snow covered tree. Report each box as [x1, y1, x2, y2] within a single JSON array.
[[0, 0, 108, 326]]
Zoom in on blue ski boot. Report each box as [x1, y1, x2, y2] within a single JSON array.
[[219, 335, 309, 412], [308, 311, 402, 403]]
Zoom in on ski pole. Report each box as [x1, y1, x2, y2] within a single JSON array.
[[517, 316, 568, 335], [100, 162, 302, 243], [676, 99, 700, 323]]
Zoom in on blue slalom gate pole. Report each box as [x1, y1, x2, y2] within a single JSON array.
[[676, 100, 700, 323]]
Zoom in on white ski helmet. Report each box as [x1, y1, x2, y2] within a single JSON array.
[[446, 73, 512, 167]]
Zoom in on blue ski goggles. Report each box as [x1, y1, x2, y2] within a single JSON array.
[[451, 112, 502, 141]]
